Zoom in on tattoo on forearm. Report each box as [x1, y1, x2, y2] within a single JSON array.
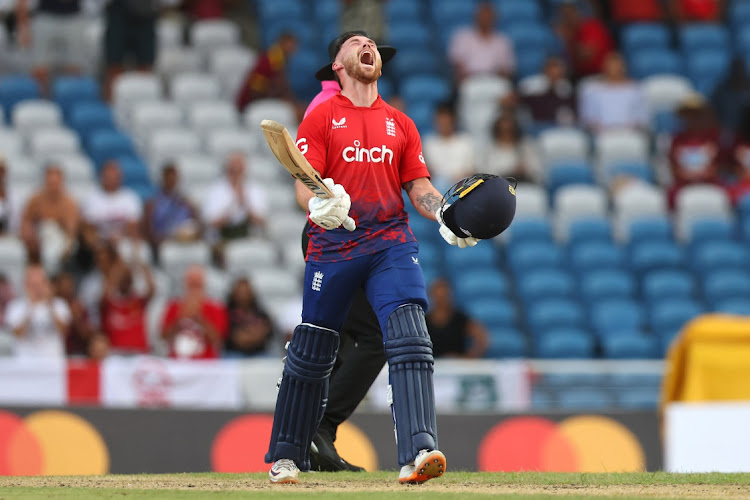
[[403, 181, 415, 193], [417, 192, 442, 214]]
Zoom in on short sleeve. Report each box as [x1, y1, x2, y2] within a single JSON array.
[[399, 117, 431, 185], [296, 107, 329, 176]]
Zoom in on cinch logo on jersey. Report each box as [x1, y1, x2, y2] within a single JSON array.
[[342, 140, 393, 164]]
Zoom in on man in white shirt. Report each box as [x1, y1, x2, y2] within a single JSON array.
[[448, 2, 516, 81], [579, 52, 649, 133], [82, 159, 142, 247], [423, 104, 476, 190], [5, 265, 71, 358], [202, 152, 268, 245]]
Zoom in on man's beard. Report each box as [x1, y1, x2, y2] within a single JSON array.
[[342, 54, 381, 84]]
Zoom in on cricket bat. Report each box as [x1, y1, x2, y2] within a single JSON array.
[[260, 119, 334, 199]]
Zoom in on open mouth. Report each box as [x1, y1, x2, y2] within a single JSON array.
[[360, 50, 374, 66]]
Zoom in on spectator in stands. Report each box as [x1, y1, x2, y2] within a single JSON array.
[[483, 113, 542, 184], [142, 162, 201, 259], [340, 0, 386, 44], [448, 1, 515, 82], [78, 241, 121, 329], [202, 152, 267, 262], [87, 332, 110, 360], [611, 0, 663, 22], [711, 58, 750, 133], [667, 0, 725, 23], [0, 159, 13, 236], [727, 107, 750, 205], [20, 164, 80, 275], [223, 277, 273, 357], [668, 93, 724, 208], [82, 160, 142, 252], [425, 278, 488, 359], [555, 0, 615, 78], [579, 52, 649, 133], [520, 56, 577, 130], [16, 0, 87, 93], [4, 264, 70, 358], [161, 264, 228, 359], [236, 32, 298, 111], [423, 104, 476, 189], [54, 271, 95, 357], [102, 0, 160, 101], [100, 254, 155, 354]]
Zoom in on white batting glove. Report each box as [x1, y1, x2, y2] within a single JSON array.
[[436, 205, 479, 248], [308, 178, 356, 231]]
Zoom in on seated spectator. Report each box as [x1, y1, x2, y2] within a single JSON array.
[[482, 113, 542, 184], [0, 159, 13, 235], [667, 0, 725, 22], [422, 104, 476, 189], [100, 255, 155, 354], [448, 1, 515, 81], [16, 0, 87, 93], [520, 56, 577, 129], [82, 160, 142, 252], [20, 164, 80, 274], [202, 153, 267, 261], [54, 271, 95, 357], [223, 277, 273, 357], [143, 162, 201, 258], [556, 0, 615, 78], [236, 32, 298, 111], [160, 265, 227, 359], [727, 107, 750, 204], [4, 265, 71, 358], [425, 278, 488, 359], [79, 241, 122, 329], [611, 0, 663, 22], [668, 93, 724, 208], [579, 52, 649, 133]]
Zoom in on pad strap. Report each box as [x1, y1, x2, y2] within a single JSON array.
[[265, 323, 339, 470], [385, 304, 438, 466]]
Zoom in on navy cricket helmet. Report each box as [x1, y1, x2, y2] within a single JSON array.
[[440, 174, 517, 240]]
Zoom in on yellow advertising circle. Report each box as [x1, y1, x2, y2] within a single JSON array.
[[334, 421, 379, 472], [557, 415, 645, 472]]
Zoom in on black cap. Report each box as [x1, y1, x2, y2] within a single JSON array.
[[441, 174, 517, 240], [315, 30, 397, 81]]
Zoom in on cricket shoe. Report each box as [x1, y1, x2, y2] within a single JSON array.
[[398, 449, 446, 484], [269, 459, 299, 484], [310, 432, 365, 472]]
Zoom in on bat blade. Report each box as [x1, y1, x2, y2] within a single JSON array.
[[260, 119, 333, 199]]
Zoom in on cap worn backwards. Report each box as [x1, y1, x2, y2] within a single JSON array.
[[315, 30, 397, 81]]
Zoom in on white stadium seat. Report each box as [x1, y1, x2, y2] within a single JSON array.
[[44, 153, 95, 184], [13, 100, 62, 132], [147, 128, 201, 173], [205, 128, 254, 158], [190, 20, 240, 55], [513, 183, 549, 218], [170, 73, 221, 106], [553, 185, 608, 241], [538, 127, 590, 165], [0, 236, 27, 291], [675, 184, 732, 241], [209, 46, 257, 99], [187, 101, 238, 132], [159, 241, 211, 282], [641, 75, 694, 114], [457, 75, 512, 146], [224, 237, 278, 276], [156, 47, 202, 80], [29, 127, 80, 159], [0, 130, 25, 155], [612, 182, 668, 241], [174, 154, 222, 184]]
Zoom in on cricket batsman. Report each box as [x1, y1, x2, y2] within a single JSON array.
[[265, 30, 515, 485]]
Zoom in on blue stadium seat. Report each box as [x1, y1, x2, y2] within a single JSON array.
[[431, 0, 476, 27], [627, 217, 673, 244], [628, 49, 683, 79], [286, 49, 327, 102], [409, 213, 438, 242], [416, 240, 442, 272], [557, 387, 612, 409], [546, 162, 595, 195], [601, 333, 659, 359], [86, 130, 137, 168], [507, 217, 553, 245], [508, 241, 564, 270], [466, 298, 519, 329], [527, 298, 586, 334], [385, 0, 421, 22], [568, 217, 612, 246], [444, 243, 498, 271], [642, 269, 695, 302], [579, 269, 636, 302], [405, 101, 435, 134], [703, 271, 750, 307], [616, 387, 660, 409], [606, 162, 654, 183], [686, 49, 731, 96], [714, 298, 750, 316], [735, 25, 750, 55], [52, 76, 100, 117], [688, 218, 735, 243], [649, 298, 704, 334], [517, 269, 576, 302], [262, 19, 314, 48], [0, 75, 40, 115], [679, 23, 730, 52], [590, 299, 646, 338], [496, 0, 542, 24], [387, 22, 432, 50], [621, 23, 670, 55], [117, 156, 151, 186], [730, 1, 750, 29], [390, 48, 443, 81], [535, 327, 595, 359], [453, 270, 510, 305], [738, 192, 750, 219], [515, 47, 550, 79], [629, 241, 684, 274], [313, 0, 339, 23], [377, 77, 395, 100], [130, 182, 156, 201], [485, 326, 527, 358], [692, 241, 749, 275], [400, 75, 452, 106], [652, 110, 680, 135], [505, 23, 552, 52], [569, 241, 625, 272], [68, 103, 116, 140], [256, 0, 306, 23]]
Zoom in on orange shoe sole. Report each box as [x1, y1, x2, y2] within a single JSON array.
[[399, 451, 447, 484], [269, 476, 299, 485]]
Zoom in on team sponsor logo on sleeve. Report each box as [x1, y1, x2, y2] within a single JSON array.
[[419, 152, 425, 163], [332, 117, 347, 129], [296, 138, 308, 154], [385, 117, 396, 137]]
